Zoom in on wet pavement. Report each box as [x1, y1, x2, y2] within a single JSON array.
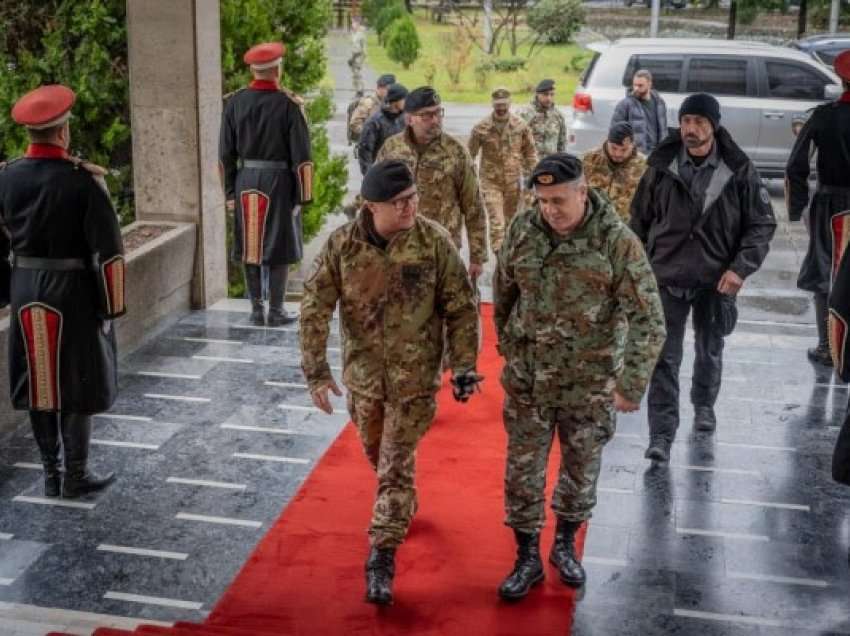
[[0, 30, 846, 636]]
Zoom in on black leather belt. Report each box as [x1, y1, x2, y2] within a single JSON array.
[[818, 185, 850, 196], [241, 159, 289, 170], [13, 255, 87, 271]]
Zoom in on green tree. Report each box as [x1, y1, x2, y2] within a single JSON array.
[[0, 0, 133, 223], [527, 0, 585, 48], [375, 2, 406, 44], [385, 15, 421, 69]]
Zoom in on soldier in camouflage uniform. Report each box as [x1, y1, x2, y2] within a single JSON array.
[[348, 74, 396, 145], [494, 153, 665, 600], [301, 160, 482, 606], [582, 122, 647, 222], [468, 88, 538, 252], [348, 17, 367, 96], [519, 79, 567, 158], [377, 86, 488, 280]]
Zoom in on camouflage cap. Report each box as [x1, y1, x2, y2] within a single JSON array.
[[491, 87, 511, 104], [529, 152, 582, 188]]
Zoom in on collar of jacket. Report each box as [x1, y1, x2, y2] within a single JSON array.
[[25, 143, 69, 160], [648, 127, 749, 174], [404, 126, 444, 151], [249, 79, 279, 91], [529, 188, 616, 246], [353, 209, 417, 250]]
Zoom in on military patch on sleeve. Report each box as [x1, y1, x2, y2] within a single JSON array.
[[759, 187, 771, 205]]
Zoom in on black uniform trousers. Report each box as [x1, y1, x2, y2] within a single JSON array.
[[648, 287, 725, 441]]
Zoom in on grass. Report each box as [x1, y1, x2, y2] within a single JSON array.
[[361, 10, 587, 104]]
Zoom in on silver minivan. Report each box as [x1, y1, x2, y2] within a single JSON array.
[[567, 38, 843, 177]]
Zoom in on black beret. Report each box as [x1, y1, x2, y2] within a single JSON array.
[[535, 79, 555, 93], [404, 86, 441, 113], [386, 83, 408, 103], [528, 153, 583, 188], [361, 160, 415, 202], [377, 74, 396, 87], [608, 122, 634, 145], [679, 92, 721, 130]]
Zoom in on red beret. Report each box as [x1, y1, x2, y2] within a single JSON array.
[[11, 85, 75, 129], [836, 50, 850, 83], [243, 42, 286, 69]]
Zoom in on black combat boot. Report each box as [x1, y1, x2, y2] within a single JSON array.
[[809, 292, 833, 366], [694, 405, 717, 432], [267, 264, 298, 327], [550, 518, 586, 587], [245, 264, 265, 326], [365, 546, 396, 605], [29, 411, 61, 497], [498, 530, 544, 601], [60, 414, 116, 498], [645, 436, 671, 463]]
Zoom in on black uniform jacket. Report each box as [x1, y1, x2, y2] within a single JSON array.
[[630, 128, 776, 289], [219, 80, 313, 266], [0, 144, 125, 413]]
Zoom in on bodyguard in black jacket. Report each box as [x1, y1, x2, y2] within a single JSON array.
[[357, 83, 408, 176], [630, 93, 776, 461]]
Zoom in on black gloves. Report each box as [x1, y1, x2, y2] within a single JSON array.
[[450, 371, 484, 403]]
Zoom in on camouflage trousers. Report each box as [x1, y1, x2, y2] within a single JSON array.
[[503, 393, 616, 532], [481, 181, 522, 253], [348, 392, 436, 549], [349, 58, 365, 94]]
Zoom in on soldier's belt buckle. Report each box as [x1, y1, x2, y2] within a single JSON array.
[[537, 174, 554, 185]]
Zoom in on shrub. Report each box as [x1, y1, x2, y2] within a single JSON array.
[[375, 2, 406, 44], [385, 15, 421, 69], [493, 57, 527, 73], [441, 26, 473, 87], [527, 0, 585, 45]]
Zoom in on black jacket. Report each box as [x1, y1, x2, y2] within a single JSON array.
[[0, 148, 125, 413], [357, 104, 406, 176], [785, 96, 850, 221], [630, 128, 776, 289]]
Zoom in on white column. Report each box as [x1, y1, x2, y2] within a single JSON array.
[[126, 0, 227, 308], [829, 0, 840, 33]]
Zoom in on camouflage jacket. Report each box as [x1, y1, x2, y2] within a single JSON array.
[[518, 98, 567, 157], [300, 212, 479, 402], [350, 28, 366, 60], [494, 189, 666, 405], [582, 145, 647, 222], [377, 128, 489, 264], [468, 113, 538, 187], [349, 93, 381, 140]]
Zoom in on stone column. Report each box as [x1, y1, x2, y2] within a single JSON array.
[[126, 0, 227, 308]]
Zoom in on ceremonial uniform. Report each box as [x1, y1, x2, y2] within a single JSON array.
[[0, 84, 125, 498], [219, 42, 313, 326], [786, 51, 850, 364]]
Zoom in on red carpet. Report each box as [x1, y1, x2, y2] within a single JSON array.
[[89, 304, 585, 636]]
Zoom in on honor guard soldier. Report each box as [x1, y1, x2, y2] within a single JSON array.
[[0, 85, 126, 498], [786, 51, 850, 366], [301, 161, 481, 605], [219, 41, 313, 326]]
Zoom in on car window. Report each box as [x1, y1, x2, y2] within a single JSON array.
[[686, 57, 749, 96], [816, 45, 850, 66], [622, 55, 684, 93], [765, 60, 829, 100]]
